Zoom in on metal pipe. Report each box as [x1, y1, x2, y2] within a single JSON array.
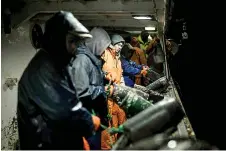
[[162, 35, 170, 81], [163, 0, 171, 34], [161, 0, 171, 81]]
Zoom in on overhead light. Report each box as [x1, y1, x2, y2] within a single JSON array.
[[145, 26, 156, 31], [133, 16, 152, 20]]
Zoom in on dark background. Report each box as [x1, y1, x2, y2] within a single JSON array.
[[166, 0, 226, 149]]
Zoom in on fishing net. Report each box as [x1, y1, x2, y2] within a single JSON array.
[[113, 84, 153, 118], [143, 68, 163, 86]]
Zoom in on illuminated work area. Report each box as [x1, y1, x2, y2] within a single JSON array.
[[1, 0, 223, 150]]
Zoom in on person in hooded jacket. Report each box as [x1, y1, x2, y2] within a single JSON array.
[[101, 34, 127, 150], [68, 27, 115, 150], [146, 35, 164, 73], [132, 31, 150, 56], [125, 35, 147, 85], [111, 34, 125, 57], [17, 11, 98, 150], [102, 34, 125, 85], [121, 43, 149, 87]]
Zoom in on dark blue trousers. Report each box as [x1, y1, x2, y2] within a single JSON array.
[[87, 130, 101, 150]]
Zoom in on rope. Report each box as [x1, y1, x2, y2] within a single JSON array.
[[105, 79, 115, 147], [91, 74, 128, 147], [105, 79, 113, 121], [91, 78, 121, 147]]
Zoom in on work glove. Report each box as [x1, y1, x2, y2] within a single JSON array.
[[91, 115, 100, 131], [105, 85, 114, 97], [105, 71, 117, 83], [141, 69, 148, 77]]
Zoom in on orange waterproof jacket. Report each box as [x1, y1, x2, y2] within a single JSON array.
[[101, 49, 127, 150], [130, 47, 147, 85], [102, 49, 124, 85]]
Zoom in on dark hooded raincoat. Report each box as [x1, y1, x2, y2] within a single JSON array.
[[17, 11, 95, 150], [120, 45, 145, 87], [68, 27, 110, 149], [121, 59, 143, 87]]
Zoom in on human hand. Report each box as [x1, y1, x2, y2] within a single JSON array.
[[105, 72, 117, 83], [105, 85, 114, 97], [142, 66, 149, 70], [141, 69, 148, 77]]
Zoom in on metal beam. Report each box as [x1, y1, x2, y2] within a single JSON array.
[[40, 1, 155, 12], [30, 18, 157, 28], [79, 19, 157, 27], [102, 26, 145, 31], [77, 0, 86, 5], [120, 0, 155, 4], [127, 31, 158, 34], [11, 3, 41, 29], [29, 12, 157, 22], [12, 0, 157, 29], [120, 0, 130, 5], [30, 13, 157, 21]]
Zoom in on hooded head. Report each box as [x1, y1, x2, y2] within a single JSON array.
[[111, 34, 125, 45], [85, 27, 112, 58], [111, 34, 125, 55], [140, 30, 150, 43], [43, 11, 92, 63], [120, 43, 135, 60]]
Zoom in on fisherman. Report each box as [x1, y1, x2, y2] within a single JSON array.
[[68, 27, 116, 150], [146, 35, 164, 73], [125, 35, 148, 85], [131, 30, 150, 56], [101, 34, 127, 149], [17, 11, 98, 150], [120, 43, 149, 88]]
